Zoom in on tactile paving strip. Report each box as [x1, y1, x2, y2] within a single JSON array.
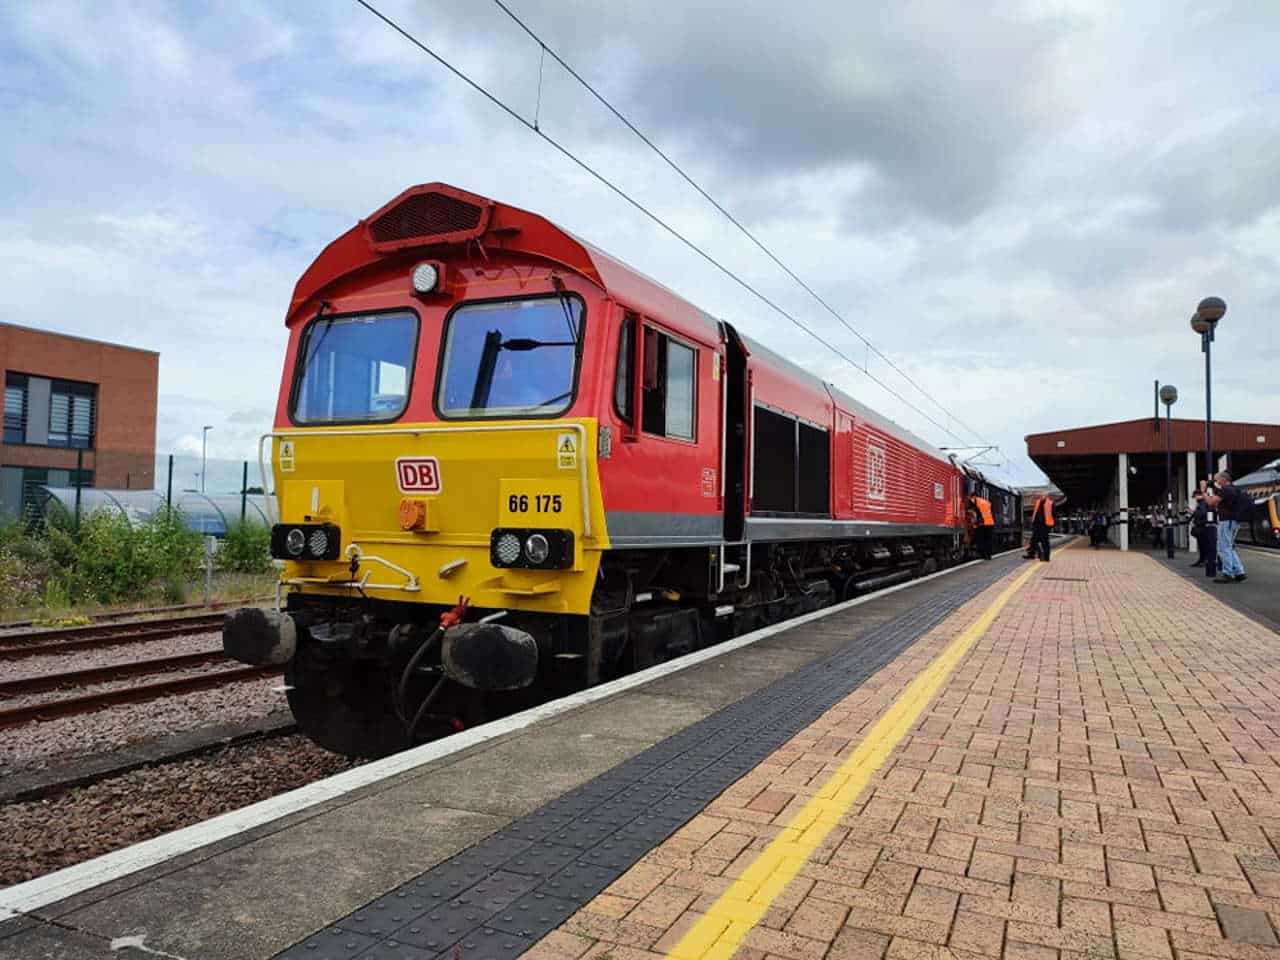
[[274, 558, 1018, 959]]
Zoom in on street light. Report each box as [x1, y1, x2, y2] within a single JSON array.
[[1159, 384, 1177, 559], [1190, 296, 1225, 576], [201, 425, 213, 493]]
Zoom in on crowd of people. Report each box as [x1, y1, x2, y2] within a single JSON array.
[[1192, 470, 1249, 583], [963, 469, 1254, 583], [1064, 470, 1250, 583]]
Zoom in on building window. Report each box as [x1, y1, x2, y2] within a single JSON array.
[[4, 373, 27, 444], [48, 379, 96, 449]]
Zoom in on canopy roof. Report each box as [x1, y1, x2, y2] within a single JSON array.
[[1026, 417, 1280, 507], [39, 488, 276, 536]]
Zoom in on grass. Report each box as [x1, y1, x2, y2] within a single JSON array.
[[0, 571, 279, 625]]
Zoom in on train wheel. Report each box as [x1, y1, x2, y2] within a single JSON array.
[[285, 657, 412, 759]]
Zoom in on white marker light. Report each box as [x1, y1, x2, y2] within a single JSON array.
[[411, 262, 439, 293], [524, 533, 550, 565]]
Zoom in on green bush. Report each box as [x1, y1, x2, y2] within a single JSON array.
[[0, 548, 40, 610], [0, 508, 207, 612], [48, 508, 202, 606], [216, 521, 272, 574]]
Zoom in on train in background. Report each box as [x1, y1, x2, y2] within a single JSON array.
[[223, 183, 1021, 757], [1237, 459, 1280, 548]]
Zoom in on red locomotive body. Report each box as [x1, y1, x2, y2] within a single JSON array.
[[226, 183, 1012, 756]]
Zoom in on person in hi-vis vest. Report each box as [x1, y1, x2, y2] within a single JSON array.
[[969, 494, 994, 560], [1025, 495, 1055, 562]]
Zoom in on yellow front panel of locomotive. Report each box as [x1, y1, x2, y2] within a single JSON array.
[[273, 421, 607, 615]]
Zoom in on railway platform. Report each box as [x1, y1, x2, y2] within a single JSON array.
[[4, 541, 1280, 959]]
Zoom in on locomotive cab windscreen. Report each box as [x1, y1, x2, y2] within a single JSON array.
[[436, 295, 584, 419], [292, 311, 417, 424]]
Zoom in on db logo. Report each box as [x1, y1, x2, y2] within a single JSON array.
[[396, 457, 442, 493]]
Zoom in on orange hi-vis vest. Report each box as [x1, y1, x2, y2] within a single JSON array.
[[1035, 496, 1055, 527], [973, 497, 994, 526]]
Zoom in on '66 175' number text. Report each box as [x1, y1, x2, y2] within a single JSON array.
[[508, 493, 563, 514]]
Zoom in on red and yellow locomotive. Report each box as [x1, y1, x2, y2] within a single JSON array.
[[223, 183, 1012, 756]]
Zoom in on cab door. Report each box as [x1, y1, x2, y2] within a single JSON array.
[[601, 311, 720, 548]]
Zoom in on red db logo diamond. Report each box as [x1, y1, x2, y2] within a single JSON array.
[[396, 457, 441, 493]]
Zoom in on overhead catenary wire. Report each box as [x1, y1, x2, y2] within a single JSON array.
[[352, 0, 972, 445], [489, 0, 992, 450]]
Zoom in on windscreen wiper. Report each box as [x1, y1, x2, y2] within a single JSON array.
[[500, 338, 577, 351], [551, 275, 579, 347], [297, 302, 334, 379], [469, 331, 578, 412]]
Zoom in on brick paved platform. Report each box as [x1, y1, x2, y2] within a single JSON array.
[[532, 546, 1280, 960]]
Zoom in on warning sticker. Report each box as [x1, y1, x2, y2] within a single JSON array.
[[557, 432, 578, 470], [279, 440, 296, 473]]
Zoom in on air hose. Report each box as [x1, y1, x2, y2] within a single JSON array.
[[395, 596, 470, 733]]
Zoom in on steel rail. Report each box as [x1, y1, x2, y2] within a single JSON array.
[[0, 665, 281, 730], [0, 649, 228, 696], [0, 614, 225, 660]]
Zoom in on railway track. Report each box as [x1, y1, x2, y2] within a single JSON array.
[[0, 657, 281, 730], [0, 612, 284, 730], [0, 611, 227, 660]]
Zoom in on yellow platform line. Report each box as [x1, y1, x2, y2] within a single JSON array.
[[664, 558, 1045, 960]]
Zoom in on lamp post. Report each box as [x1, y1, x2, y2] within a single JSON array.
[[1190, 296, 1225, 577], [1159, 384, 1177, 559], [201, 425, 213, 493]]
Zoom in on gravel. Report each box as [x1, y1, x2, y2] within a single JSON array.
[[0, 674, 291, 775], [0, 734, 363, 887], [3, 629, 222, 682]]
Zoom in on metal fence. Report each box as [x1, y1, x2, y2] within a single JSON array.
[[2, 453, 276, 536]]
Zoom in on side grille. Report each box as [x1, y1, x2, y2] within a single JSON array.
[[366, 189, 489, 250]]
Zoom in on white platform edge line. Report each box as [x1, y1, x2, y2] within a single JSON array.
[[0, 549, 1023, 920]]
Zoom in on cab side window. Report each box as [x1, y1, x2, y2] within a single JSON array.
[[615, 316, 696, 441]]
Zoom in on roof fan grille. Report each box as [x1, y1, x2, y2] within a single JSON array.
[[368, 192, 484, 244]]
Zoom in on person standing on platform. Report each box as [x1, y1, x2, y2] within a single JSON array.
[[1208, 471, 1247, 583], [1025, 494, 1054, 561], [1189, 492, 1208, 566], [1090, 511, 1106, 548], [969, 493, 994, 560]]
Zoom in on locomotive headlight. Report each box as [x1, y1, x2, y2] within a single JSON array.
[[494, 532, 522, 566], [490, 528, 573, 569], [411, 261, 439, 293], [524, 533, 550, 565], [307, 528, 329, 558], [272, 522, 340, 561]]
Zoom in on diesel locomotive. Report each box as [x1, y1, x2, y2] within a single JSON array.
[[223, 183, 1020, 757]]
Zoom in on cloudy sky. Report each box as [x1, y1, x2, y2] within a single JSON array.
[[2, 0, 1277, 487]]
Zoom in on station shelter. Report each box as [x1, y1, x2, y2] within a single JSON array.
[[1026, 416, 1280, 550]]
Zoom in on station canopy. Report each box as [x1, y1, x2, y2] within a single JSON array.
[[1026, 417, 1280, 507], [38, 487, 276, 536]]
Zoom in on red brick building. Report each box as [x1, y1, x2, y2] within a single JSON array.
[[0, 324, 158, 519]]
